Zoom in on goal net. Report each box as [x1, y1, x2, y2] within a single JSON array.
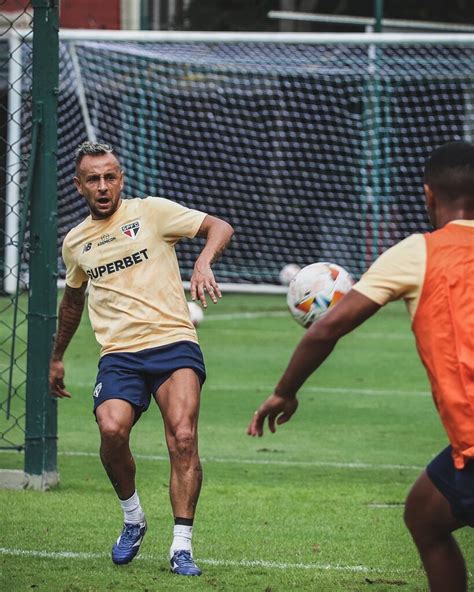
[[9, 32, 474, 292]]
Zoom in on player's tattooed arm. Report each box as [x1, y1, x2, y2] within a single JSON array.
[[192, 215, 234, 307], [51, 283, 87, 362], [49, 282, 87, 398]]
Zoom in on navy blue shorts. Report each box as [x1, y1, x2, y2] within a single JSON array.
[[427, 445, 474, 526], [92, 341, 206, 417]]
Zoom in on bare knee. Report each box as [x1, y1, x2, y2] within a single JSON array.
[[168, 427, 197, 460], [404, 471, 462, 550], [96, 400, 134, 447], [98, 417, 131, 448], [405, 478, 440, 547]]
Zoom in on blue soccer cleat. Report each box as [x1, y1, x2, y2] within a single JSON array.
[[111, 520, 147, 565], [170, 550, 202, 576]]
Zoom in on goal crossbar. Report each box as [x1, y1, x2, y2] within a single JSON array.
[[54, 29, 474, 44]]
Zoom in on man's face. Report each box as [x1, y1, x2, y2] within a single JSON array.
[[74, 153, 124, 220]]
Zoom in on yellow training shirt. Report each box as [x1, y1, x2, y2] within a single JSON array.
[[353, 220, 474, 319], [62, 197, 206, 356]]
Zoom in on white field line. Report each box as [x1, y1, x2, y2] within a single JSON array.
[[203, 310, 413, 340], [367, 503, 404, 508], [204, 311, 288, 321], [0, 547, 418, 575], [204, 385, 431, 397], [73, 381, 430, 397], [354, 332, 412, 340], [60, 450, 424, 471], [0, 448, 423, 471]]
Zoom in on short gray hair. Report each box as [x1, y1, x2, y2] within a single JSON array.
[[74, 141, 119, 171]]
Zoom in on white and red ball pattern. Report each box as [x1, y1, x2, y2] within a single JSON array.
[[287, 262, 354, 328]]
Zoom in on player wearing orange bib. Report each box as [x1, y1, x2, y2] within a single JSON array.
[[248, 142, 474, 591], [49, 142, 234, 576]]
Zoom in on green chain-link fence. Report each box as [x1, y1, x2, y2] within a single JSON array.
[[0, 3, 33, 457], [0, 0, 58, 490]]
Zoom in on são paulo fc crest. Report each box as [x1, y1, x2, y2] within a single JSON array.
[[121, 220, 141, 240]]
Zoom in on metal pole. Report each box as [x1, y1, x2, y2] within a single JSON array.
[[369, 0, 384, 259], [374, 0, 384, 33], [267, 11, 474, 31], [24, 0, 59, 490], [140, 0, 150, 30], [369, 45, 383, 260]]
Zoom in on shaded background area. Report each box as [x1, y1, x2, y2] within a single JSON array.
[[3, 1, 472, 32], [180, 0, 474, 32]]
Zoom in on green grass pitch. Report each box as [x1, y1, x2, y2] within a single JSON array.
[[1, 293, 473, 591]]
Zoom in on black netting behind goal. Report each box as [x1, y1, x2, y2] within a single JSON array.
[[50, 38, 474, 284]]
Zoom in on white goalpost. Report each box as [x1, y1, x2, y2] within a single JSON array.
[[4, 30, 474, 294], [60, 30, 474, 42], [3, 30, 25, 296]]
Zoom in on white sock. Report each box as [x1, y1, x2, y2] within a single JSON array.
[[170, 524, 193, 558], [119, 490, 145, 524]]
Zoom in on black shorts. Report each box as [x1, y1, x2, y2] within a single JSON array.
[[92, 341, 206, 417], [427, 445, 474, 526]]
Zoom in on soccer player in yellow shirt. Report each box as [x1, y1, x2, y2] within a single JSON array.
[[49, 141, 234, 576]]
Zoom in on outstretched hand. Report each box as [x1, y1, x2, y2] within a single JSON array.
[[190, 260, 222, 308], [49, 360, 72, 399], [247, 393, 299, 437]]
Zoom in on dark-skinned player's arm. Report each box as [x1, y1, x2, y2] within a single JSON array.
[[49, 282, 88, 399], [191, 215, 234, 308], [247, 290, 381, 437]]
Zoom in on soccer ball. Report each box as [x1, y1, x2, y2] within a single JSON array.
[[287, 262, 354, 328], [187, 301, 204, 327], [279, 263, 301, 286]]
